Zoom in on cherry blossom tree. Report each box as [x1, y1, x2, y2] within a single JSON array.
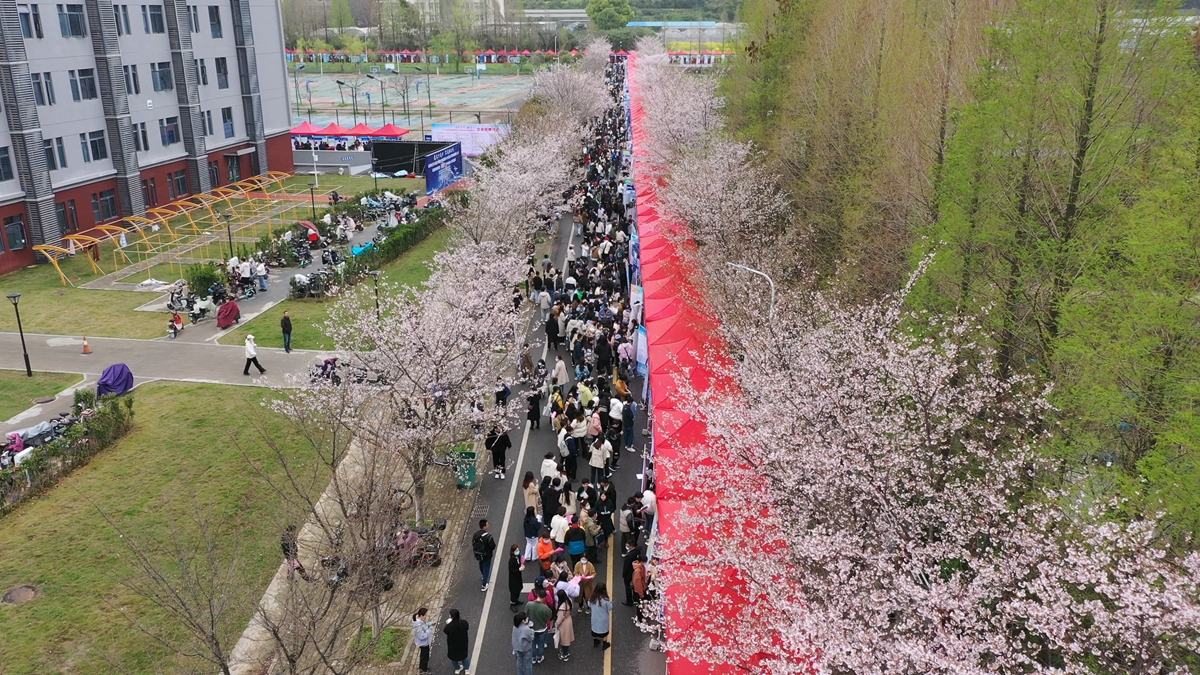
[[580, 37, 613, 73], [648, 277, 1200, 675], [533, 64, 611, 128]]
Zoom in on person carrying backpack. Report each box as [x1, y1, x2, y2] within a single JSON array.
[[471, 519, 498, 591]]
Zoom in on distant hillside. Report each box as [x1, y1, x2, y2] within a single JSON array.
[[522, 0, 738, 22]]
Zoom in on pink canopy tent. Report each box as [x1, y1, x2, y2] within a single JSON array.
[[318, 122, 352, 136], [370, 123, 410, 137], [290, 121, 323, 135]]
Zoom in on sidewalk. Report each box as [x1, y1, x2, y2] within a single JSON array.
[[0, 331, 325, 435]]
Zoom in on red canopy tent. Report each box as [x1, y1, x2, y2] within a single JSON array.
[[346, 123, 376, 136], [318, 122, 351, 136], [290, 121, 323, 135], [627, 52, 810, 675], [521, 49, 532, 55], [370, 123, 410, 137]]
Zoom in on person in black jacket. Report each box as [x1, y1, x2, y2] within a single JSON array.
[[621, 539, 644, 605], [443, 608, 471, 674], [280, 311, 293, 353], [472, 519, 497, 591], [486, 425, 512, 480], [508, 544, 526, 611]]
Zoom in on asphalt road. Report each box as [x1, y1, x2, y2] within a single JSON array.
[[425, 220, 665, 675]]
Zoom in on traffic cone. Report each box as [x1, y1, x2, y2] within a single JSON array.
[[82, 337, 92, 355]]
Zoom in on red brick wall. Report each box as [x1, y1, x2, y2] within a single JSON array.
[[0, 201, 33, 276], [138, 158, 191, 207], [265, 132, 295, 173]]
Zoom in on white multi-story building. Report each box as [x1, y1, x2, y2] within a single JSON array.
[[0, 0, 293, 275]]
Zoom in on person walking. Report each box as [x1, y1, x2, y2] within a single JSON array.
[[525, 589, 553, 664], [512, 612, 535, 675], [573, 555, 597, 614], [443, 609, 471, 674], [280, 525, 309, 581], [553, 356, 570, 399], [472, 519, 497, 591], [486, 425, 512, 480], [555, 589, 575, 661], [632, 554, 648, 621], [243, 335, 266, 376], [412, 608, 433, 674], [523, 472, 541, 515], [256, 259, 268, 291], [588, 583, 613, 650], [588, 436, 610, 485], [280, 311, 293, 353], [508, 545, 526, 611]]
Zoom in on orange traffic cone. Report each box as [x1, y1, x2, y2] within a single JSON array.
[[82, 337, 92, 355]]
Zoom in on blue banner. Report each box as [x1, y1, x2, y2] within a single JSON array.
[[424, 143, 463, 195]]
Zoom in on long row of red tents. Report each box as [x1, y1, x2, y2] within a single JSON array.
[[290, 121, 410, 137], [286, 48, 588, 56]]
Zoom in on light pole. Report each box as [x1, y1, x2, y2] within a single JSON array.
[[371, 158, 378, 192], [368, 270, 381, 321], [292, 64, 306, 117], [415, 67, 433, 129], [307, 182, 317, 220], [366, 73, 387, 118], [337, 79, 359, 124], [726, 262, 776, 320], [7, 293, 32, 377], [222, 212, 234, 260]]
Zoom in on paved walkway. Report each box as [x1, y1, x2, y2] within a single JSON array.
[[0, 331, 324, 435]]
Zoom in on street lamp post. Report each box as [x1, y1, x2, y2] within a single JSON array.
[[7, 293, 32, 377], [366, 73, 387, 121], [307, 182, 317, 220], [368, 270, 381, 321], [337, 79, 359, 124], [292, 64, 306, 117], [415, 67, 433, 129], [222, 212, 234, 260], [371, 158, 378, 192], [726, 262, 777, 320]]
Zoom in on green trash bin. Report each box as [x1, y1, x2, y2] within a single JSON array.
[[453, 450, 478, 489]]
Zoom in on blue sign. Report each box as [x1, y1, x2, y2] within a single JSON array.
[[424, 134, 432, 141], [424, 143, 463, 196]]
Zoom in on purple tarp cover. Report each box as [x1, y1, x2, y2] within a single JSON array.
[[97, 363, 134, 396]]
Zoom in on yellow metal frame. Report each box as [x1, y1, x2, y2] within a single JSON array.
[[33, 244, 102, 285]]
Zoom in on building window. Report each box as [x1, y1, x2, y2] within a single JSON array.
[[150, 61, 173, 92], [221, 106, 234, 138], [208, 160, 219, 187], [31, 72, 55, 106], [208, 5, 221, 37], [141, 4, 164, 33], [80, 130, 107, 163], [0, 147, 13, 181], [172, 170, 188, 198], [226, 155, 239, 182], [143, 178, 157, 206], [123, 64, 140, 95], [114, 4, 131, 34], [19, 5, 44, 38], [44, 137, 66, 170], [202, 109, 213, 136], [4, 216, 27, 251], [133, 121, 149, 151], [56, 200, 79, 235], [56, 3, 85, 37], [69, 68, 97, 101], [159, 116, 180, 145], [198, 58, 208, 85], [188, 5, 199, 32], [215, 56, 228, 89], [91, 189, 118, 223]]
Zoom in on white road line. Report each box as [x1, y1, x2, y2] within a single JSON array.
[[466, 216, 575, 669]]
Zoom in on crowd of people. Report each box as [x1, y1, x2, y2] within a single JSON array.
[[419, 58, 657, 675], [291, 137, 374, 152]]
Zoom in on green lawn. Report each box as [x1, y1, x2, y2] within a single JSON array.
[[0, 381, 326, 674], [222, 227, 451, 350], [0, 370, 82, 421], [0, 248, 169, 339]]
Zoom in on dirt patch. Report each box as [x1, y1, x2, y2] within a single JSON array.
[[2, 585, 38, 604]]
